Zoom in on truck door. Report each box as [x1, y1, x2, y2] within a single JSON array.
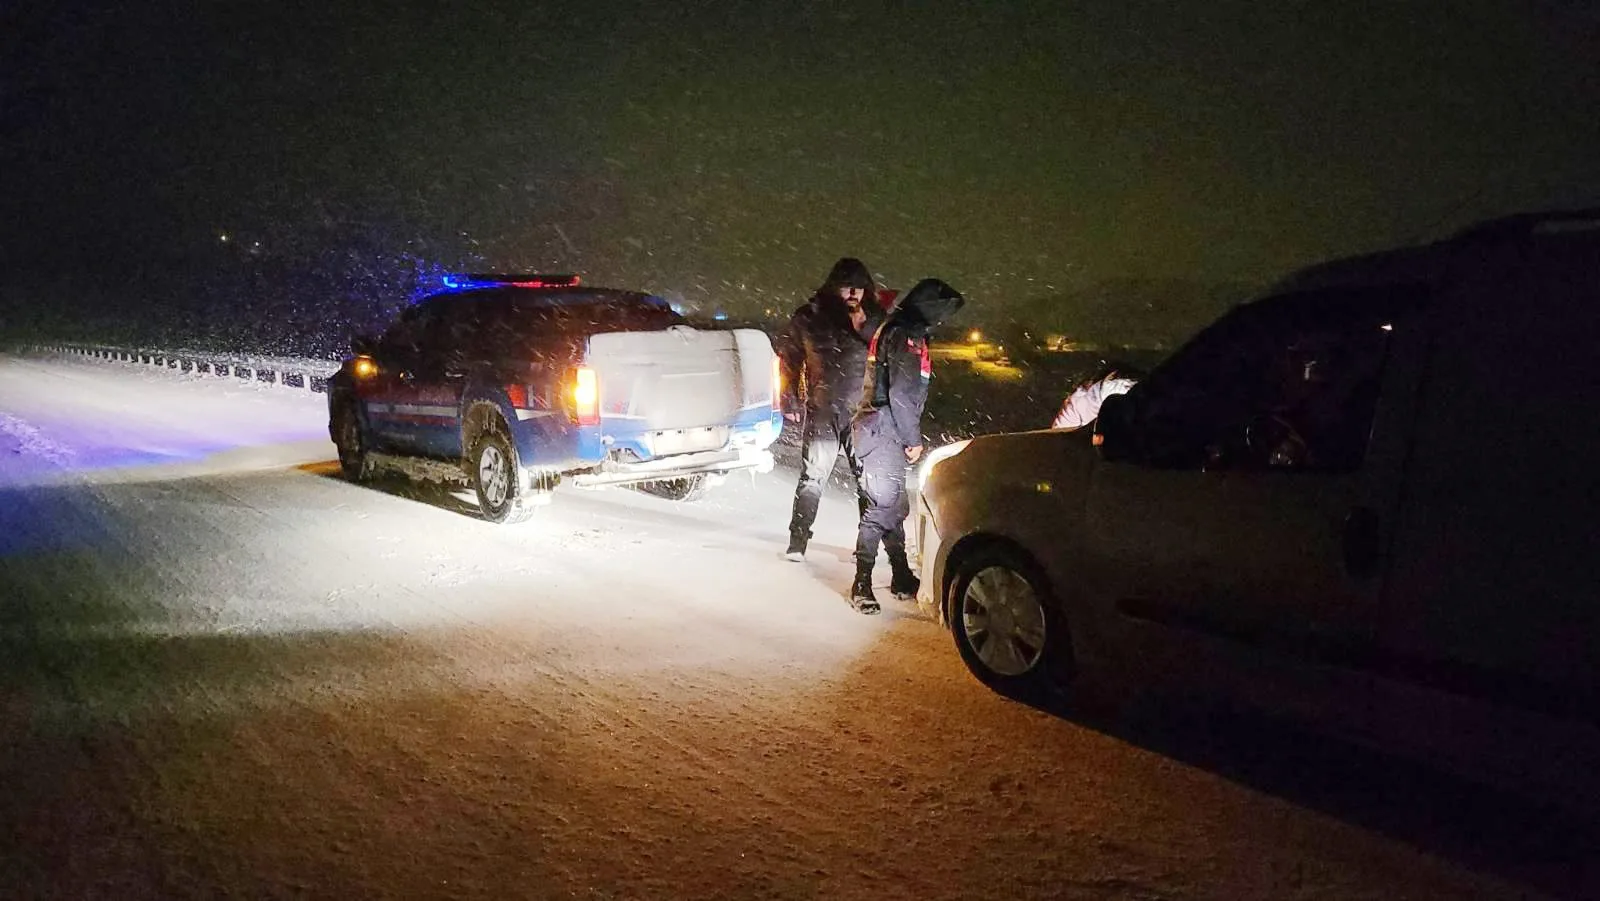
[[1084, 286, 1429, 660], [401, 298, 483, 460], [364, 303, 442, 454]]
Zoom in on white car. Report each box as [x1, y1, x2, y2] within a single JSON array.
[[911, 209, 1600, 809]]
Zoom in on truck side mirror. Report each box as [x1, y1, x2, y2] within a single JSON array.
[[1094, 392, 1137, 463], [350, 334, 377, 356]]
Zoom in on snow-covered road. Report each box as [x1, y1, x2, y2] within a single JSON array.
[[0, 351, 1586, 900]]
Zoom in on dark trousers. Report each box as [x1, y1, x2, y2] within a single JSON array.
[[854, 441, 909, 570], [787, 405, 865, 540]]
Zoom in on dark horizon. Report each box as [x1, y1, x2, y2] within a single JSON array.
[[4, 0, 1598, 337]]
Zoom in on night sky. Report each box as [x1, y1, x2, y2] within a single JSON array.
[[4, 0, 1598, 337]]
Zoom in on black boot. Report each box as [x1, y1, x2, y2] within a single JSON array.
[[889, 563, 928, 598], [849, 565, 881, 615], [888, 551, 920, 601], [784, 530, 810, 562]]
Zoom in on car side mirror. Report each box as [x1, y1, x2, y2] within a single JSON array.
[[350, 333, 377, 356], [1094, 392, 1138, 463]]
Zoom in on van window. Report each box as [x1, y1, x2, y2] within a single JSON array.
[[1129, 286, 1425, 473]]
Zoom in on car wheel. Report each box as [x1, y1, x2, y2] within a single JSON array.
[[949, 543, 1073, 700], [469, 427, 537, 524], [332, 402, 372, 483], [636, 474, 712, 502]]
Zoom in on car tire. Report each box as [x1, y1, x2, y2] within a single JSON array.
[[332, 402, 372, 483], [469, 427, 537, 524], [948, 543, 1073, 701], [636, 474, 712, 502]]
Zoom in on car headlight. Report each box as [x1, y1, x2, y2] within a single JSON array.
[[915, 439, 972, 489]]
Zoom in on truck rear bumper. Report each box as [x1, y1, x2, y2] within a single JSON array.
[[568, 446, 774, 489]]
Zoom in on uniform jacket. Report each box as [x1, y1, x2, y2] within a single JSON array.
[[854, 278, 965, 449]]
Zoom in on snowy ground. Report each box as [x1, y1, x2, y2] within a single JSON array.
[[1, 351, 1593, 900]]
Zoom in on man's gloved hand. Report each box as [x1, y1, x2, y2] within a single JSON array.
[[905, 444, 923, 463]]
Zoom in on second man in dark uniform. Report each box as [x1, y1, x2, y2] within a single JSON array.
[[849, 278, 965, 613]]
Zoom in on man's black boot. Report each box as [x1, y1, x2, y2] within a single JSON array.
[[849, 565, 881, 615], [887, 549, 920, 600], [784, 530, 810, 562]]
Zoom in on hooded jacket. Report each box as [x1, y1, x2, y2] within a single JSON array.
[[854, 278, 965, 448], [778, 258, 882, 414]]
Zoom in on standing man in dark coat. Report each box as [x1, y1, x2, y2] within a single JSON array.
[[779, 257, 884, 561], [849, 278, 965, 613]]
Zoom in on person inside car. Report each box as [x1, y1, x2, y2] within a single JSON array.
[[1051, 361, 1144, 431]]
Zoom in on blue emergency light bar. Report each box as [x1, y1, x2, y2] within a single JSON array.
[[440, 273, 583, 291]]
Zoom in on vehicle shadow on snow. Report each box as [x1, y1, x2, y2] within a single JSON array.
[[1024, 677, 1600, 899]]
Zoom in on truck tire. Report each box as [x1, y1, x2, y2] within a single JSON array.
[[332, 402, 372, 483], [469, 428, 538, 524], [637, 474, 712, 502]]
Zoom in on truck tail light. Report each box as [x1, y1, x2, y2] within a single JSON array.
[[572, 366, 600, 426], [772, 355, 782, 413]]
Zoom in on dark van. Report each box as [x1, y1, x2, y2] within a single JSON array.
[[913, 209, 1600, 809]]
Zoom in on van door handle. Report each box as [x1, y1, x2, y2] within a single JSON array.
[[1342, 506, 1382, 579]]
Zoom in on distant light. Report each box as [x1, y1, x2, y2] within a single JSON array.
[[352, 357, 377, 379], [1380, 323, 1394, 331], [219, 233, 229, 243], [713, 311, 729, 321], [967, 329, 983, 343]]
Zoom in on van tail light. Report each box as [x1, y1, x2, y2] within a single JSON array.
[[571, 366, 600, 426], [772, 355, 783, 413]]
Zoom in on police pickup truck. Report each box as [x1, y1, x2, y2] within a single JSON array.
[[327, 275, 783, 523]]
